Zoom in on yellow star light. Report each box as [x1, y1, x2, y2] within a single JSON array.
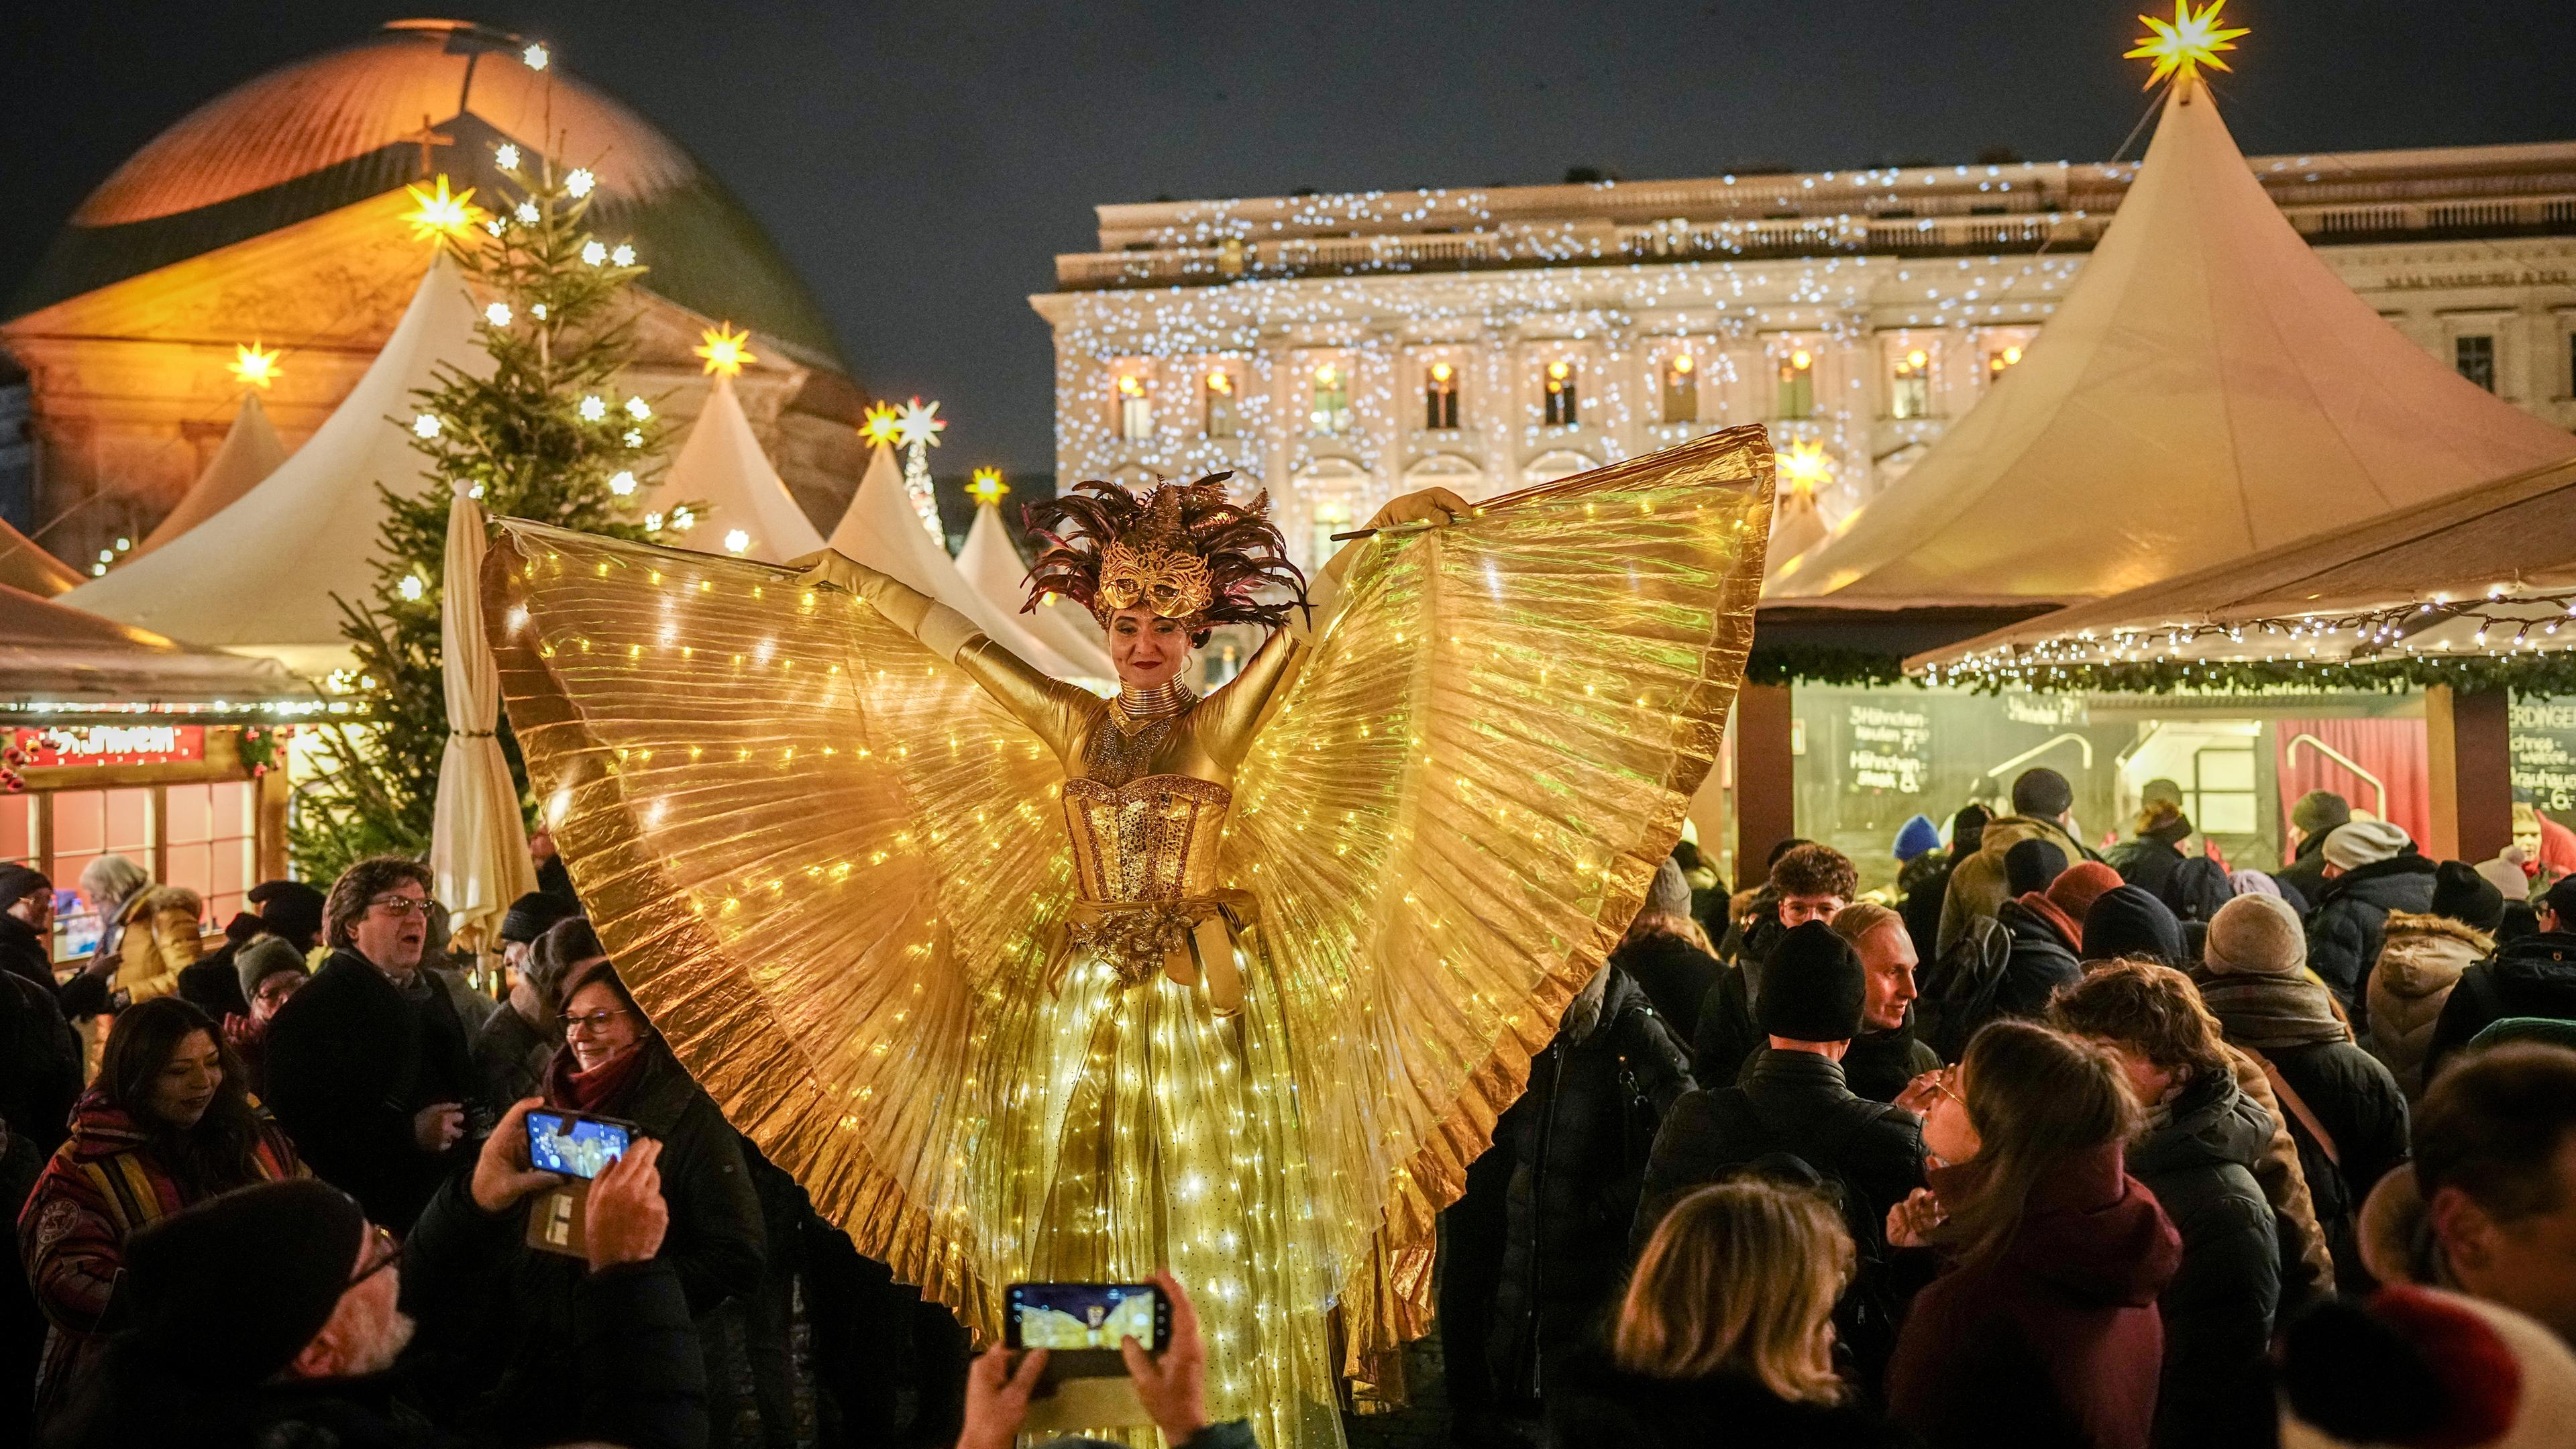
[[227, 341, 281, 390], [894, 397, 946, 450], [967, 467, 1009, 505], [859, 402, 903, 447], [400, 174, 488, 246], [1779, 439, 1833, 496], [2126, 0, 2249, 89], [694, 323, 756, 378]]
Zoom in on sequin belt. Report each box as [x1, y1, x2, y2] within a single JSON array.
[[1046, 890, 1258, 1015]]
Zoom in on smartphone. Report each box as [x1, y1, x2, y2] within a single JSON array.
[[1004, 1281, 1171, 1379], [525, 1109, 633, 1181]]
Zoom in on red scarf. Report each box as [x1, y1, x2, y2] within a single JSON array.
[[545, 1041, 647, 1113], [2016, 891, 2085, 952]]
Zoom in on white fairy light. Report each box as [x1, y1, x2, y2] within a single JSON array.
[[494, 144, 520, 170], [515, 201, 538, 225], [566, 168, 596, 199], [623, 429, 644, 447], [582, 240, 607, 266], [522, 43, 549, 70], [608, 470, 637, 496], [484, 302, 513, 327], [413, 414, 442, 438], [579, 395, 608, 422], [625, 396, 652, 421], [398, 575, 425, 602], [610, 243, 635, 266], [724, 529, 751, 554]]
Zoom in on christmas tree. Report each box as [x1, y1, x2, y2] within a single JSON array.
[[292, 147, 678, 878]]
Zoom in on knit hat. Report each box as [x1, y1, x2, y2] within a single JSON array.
[[2010, 767, 2074, 820], [247, 880, 327, 948], [2231, 869, 2283, 900], [498, 890, 579, 946], [2431, 861, 2508, 933], [1644, 858, 1693, 921], [0, 862, 48, 910], [1893, 814, 1943, 863], [2325, 819, 2413, 871], [121, 1179, 369, 1387], [2292, 789, 2355, 838], [2047, 861, 2124, 923], [1754, 921, 1866, 1042], [1949, 804, 1993, 854], [2082, 885, 2186, 965], [2279, 1285, 2576, 1449], [234, 936, 309, 1000], [2162, 857, 2235, 924], [2543, 876, 2576, 929], [2004, 838, 2069, 898], [2203, 894, 2306, 977], [2477, 848, 2532, 902]]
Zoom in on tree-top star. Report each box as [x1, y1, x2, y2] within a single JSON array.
[[400, 174, 487, 246], [967, 467, 1008, 504], [227, 341, 280, 390], [894, 397, 946, 450], [694, 323, 755, 378], [859, 401, 903, 447], [2126, 0, 2250, 89]]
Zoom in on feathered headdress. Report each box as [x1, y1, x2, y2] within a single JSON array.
[[1023, 473, 1308, 631]]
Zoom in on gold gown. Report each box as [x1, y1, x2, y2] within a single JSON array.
[[482, 426, 1775, 1446]]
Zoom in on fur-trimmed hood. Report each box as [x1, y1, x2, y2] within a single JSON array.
[[2374, 911, 2494, 1000]]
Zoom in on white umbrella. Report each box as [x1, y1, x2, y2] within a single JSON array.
[[429, 481, 538, 948]]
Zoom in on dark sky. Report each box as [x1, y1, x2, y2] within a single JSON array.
[[9, 2, 2573, 472]]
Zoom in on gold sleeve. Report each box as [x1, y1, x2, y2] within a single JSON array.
[[1192, 568, 1340, 766], [954, 637, 1095, 764]]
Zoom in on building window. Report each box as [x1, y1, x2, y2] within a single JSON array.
[[1309, 363, 1351, 436], [1309, 496, 1354, 567], [1775, 347, 1815, 420], [1424, 362, 1460, 429], [1984, 339, 2027, 384], [1890, 345, 1931, 420], [1662, 354, 1699, 424], [1543, 360, 1578, 427], [2457, 334, 2497, 392], [1202, 368, 1236, 439], [1115, 373, 1153, 440]]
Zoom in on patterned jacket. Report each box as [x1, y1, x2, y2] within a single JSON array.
[[16, 1088, 302, 1417]]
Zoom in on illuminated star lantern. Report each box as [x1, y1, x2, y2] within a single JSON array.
[[967, 467, 1009, 505], [400, 174, 487, 247], [893, 397, 947, 451], [858, 401, 902, 448], [694, 323, 755, 378], [1779, 439, 1833, 496], [2125, 0, 2250, 89], [227, 342, 280, 391], [894, 397, 948, 543]]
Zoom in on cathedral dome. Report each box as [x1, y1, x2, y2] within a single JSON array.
[[10, 19, 845, 371]]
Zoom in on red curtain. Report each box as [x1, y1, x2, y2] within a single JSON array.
[[2274, 718, 2432, 859]]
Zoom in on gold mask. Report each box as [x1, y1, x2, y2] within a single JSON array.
[[1095, 541, 1214, 621]]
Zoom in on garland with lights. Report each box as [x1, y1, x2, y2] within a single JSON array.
[[294, 138, 672, 879]]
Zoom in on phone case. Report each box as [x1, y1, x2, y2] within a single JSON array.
[[525, 1180, 590, 1257]]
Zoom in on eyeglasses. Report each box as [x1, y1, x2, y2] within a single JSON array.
[[366, 896, 430, 917], [351, 1224, 400, 1287], [1928, 1069, 1966, 1110], [557, 1006, 633, 1036]]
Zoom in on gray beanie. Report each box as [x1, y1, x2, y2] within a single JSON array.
[[235, 936, 309, 1000], [2324, 819, 2411, 871], [1645, 857, 1693, 921]]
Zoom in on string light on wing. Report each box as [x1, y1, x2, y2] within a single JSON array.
[[2126, 0, 2250, 89]]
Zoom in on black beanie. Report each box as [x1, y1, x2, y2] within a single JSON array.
[[2082, 885, 2186, 966], [123, 1179, 368, 1387], [1756, 921, 1866, 1042], [0, 862, 49, 910], [499, 890, 579, 946], [2004, 838, 2069, 897], [1950, 804, 1992, 854], [2011, 767, 2075, 819], [248, 880, 327, 948], [2429, 861, 2507, 933]]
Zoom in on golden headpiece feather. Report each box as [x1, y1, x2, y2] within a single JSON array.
[[1023, 473, 1307, 631]]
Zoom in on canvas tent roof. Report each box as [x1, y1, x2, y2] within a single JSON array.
[[1767, 74, 2576, 609], [956, 500, 1114, 678], [0, 523, 81, 599], [651, 372, 825, 564], [133, 390, 290, 559], [0, 583, 304, 716]]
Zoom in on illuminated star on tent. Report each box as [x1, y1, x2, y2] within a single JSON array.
[[1779, 439, 1833, 495], [967, 467, 1008, 504], [401, 174, 488, 246], [894, 397, 947, 450], [693, 323, 755, 378], [227, 342, 281, 390], [2126, 0, 2250, 89], [859, 402, 902, 447]]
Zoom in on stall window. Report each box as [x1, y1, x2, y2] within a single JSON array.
[[1425, 362, 1460, 429], [1202, 369, 1237, 439], [1309, 364, 1352, 436], [2457, 335, 2497, 392], [1662, 354, 1700, 424], [164, 780, 255, 924], [54, 787, 154, 961], [1543, 360, 1578, 426], [1890, 345, 1932, 419], [1116, 374, 1154, 440], [1776, 348, 1815, 419]]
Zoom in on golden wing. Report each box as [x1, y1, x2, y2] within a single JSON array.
[[484, 521, 1072, 1313], [1223, 426, 1772, 1294]]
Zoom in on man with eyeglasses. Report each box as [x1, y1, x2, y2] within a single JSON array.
[[264, 856, 481, 1232]]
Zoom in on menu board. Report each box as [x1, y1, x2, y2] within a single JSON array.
[[2511, 696, 2576, 820], [1847, 702, 1932, 794]]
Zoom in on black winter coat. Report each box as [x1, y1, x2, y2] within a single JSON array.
[[0, 913, 107, 1021], [1488, 971, 1693, 1403], [0, 971, 80, 1163], [2422, 930, 2576, 1083], [1610, 930, 1722, 1047], [2272, 831, 2334, 913], [262, 951, 479, 1231], [46, 1174, 709, 1449], [1690, 963, 1762, 1091], [1898, 851, 1960, 965], [1993, 898, 2085, 1020], [174, 955, 250, 1021], [1545, 1349, 1913, 1449], [2306, 854, 2439, 1017], [2256, 1037, 2410, 1291], [2104, 832, 2188, 900], [2125, 1075, 2278, 1449], [470, 1006, 553, 1116], [1841, 1022, 1941, 1105]]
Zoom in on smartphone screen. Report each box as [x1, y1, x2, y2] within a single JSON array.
[[525, 1110, 631, 1180], [1004, 1281, 1171, 1372]]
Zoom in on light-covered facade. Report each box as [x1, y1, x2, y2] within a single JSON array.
[[1031, 143, 2576, 571]]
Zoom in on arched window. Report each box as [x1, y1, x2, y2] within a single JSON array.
[[1661, 353, 1700, 424], [1404, 453, 1486, 503], [1295, 458, 1370, 568], [1522, 449, 1596, 489], [1203, 368, 1237, 439], [1309, 362, 1351, 436], [1115, 373, 1153, 441], [1543, 360, 1578, 427], [1424, 362, 1460, 430], [1775, 347, 1815, 420]]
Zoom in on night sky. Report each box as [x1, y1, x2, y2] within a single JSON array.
[[8, 1, 2573, 472]]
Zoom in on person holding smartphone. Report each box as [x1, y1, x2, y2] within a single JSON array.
[[959, 1271, 1254, 1449]]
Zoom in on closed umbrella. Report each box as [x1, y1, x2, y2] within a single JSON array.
[[429, 482, 537, 949]]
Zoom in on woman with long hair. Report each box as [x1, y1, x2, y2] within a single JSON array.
[[16, 995, 301, 1419], [1884, 1020, 2182, 1449], [1548, 1178, 1903, 1448]]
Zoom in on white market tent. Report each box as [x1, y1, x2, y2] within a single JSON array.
[[65, 252, 486, 676], [134, 390, 290, 559], [956, 496, 1114, 678], [0, 521, 81, 599], [649, 371, 824, 564], [0, 583, 304, 712], [824, 443, 1099, 682], [1765, 73, 2576, 610], [1762, 484, 1828, 586]]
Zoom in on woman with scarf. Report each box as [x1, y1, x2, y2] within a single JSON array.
[[2196, 894, 2410, 1289]]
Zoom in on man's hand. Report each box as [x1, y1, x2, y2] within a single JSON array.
[[1894, 1069, 1945, 1118], [955, 1345, 1049, 1449], [413, 1102, 466, 1154], [1120, 1269, 1210, 1446], [1887, 1187, 1947, 1250], [469, 1099, 564, 1213], [78, 949, 119, 981], [584, 1137, 667, 1270]]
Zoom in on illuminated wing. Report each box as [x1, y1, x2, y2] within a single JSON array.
[[484, 521, 1071, 1311], [1224, 425, 1772, 1285]]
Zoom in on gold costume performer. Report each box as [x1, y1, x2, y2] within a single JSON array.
[[483, 426, 1775, 1446]]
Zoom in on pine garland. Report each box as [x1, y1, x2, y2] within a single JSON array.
[[1749, 641, 2576, 695]]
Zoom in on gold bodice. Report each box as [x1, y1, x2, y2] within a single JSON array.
[[1062, 774, 1231, 903]]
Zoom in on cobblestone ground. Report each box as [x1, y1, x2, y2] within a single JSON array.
[[1342, 1330, 1450, 1449]]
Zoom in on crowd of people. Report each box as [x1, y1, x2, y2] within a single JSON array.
[[4, 767, 2576, 1448], [1444, 769, 2576, 1449]]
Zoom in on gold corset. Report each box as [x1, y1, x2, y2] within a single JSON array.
[[1061, 773, 1231, 903]]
